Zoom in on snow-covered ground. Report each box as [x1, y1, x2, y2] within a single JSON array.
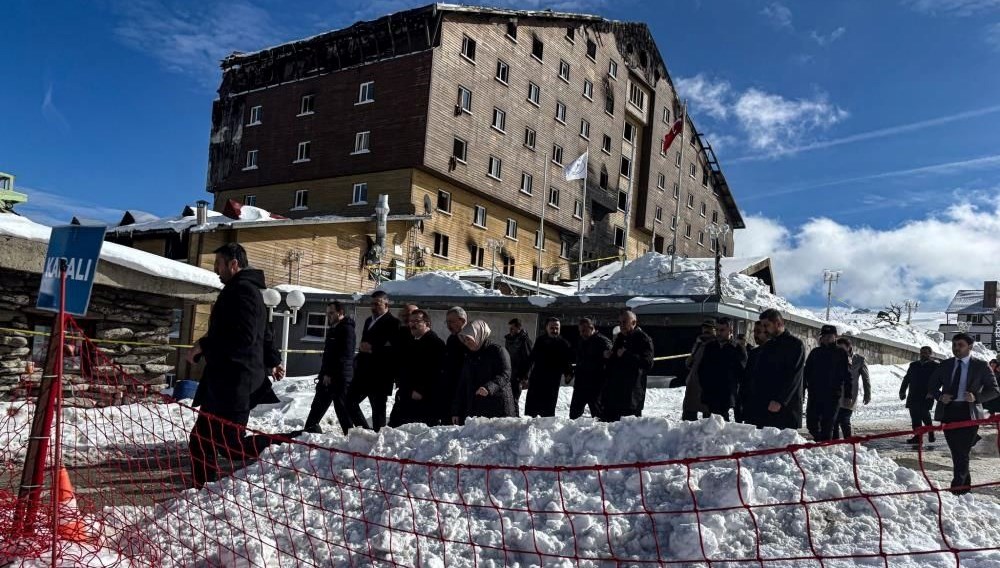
[[4, 366, 1000, 566]]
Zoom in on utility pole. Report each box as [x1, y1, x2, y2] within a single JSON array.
[[706, 223, 730, 296], [487, 238, 503, 290], [904, 299, 920, 325], [823, 270, 842, 321]]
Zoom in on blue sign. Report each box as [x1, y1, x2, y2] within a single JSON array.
[[36, 225, 107, 316]]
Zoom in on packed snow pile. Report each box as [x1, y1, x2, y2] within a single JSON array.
[[827, 309, 995, 359], [120, 416, 1000, 567], [377, 271, 501, 297]]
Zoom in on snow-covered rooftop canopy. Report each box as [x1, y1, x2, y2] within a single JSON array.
[[945, 289, 994, 314]]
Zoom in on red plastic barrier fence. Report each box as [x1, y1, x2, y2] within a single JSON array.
[[1, 317, 999, 567]]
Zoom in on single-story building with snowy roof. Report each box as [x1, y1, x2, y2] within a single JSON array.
[[939, 281, 1000, 346]]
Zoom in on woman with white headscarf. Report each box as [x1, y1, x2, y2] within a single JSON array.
[[451, 320, 516, 424]]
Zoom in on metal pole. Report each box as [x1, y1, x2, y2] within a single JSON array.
[[577, 150, 590, 293], [621, 135, 637, 269], [280, 310, 291, 370], [536, 149, 549, 294], [670, 101, 688, 275], [50, 261, 67, 567], [490, 243, 497, 289], [715, 238, 722, 295]]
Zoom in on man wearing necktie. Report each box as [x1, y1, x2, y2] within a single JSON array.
[[928, 333, 999, 495]]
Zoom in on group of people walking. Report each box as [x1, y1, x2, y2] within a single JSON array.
[[302, 292, 656, 433]]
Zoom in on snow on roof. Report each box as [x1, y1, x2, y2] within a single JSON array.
[[580, 255, 769, 292], [450, 268, 575, 296], [273, 283, 346, 296], [945, 289, 989, 314], [108, 208, 232, 234], [376, 272, 501, 297], [0, 213, 222, 290]]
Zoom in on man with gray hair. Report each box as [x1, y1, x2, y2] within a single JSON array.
[[437, 306, 469, 425]]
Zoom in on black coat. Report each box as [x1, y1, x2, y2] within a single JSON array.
[[575, 332, 612, 391], [928, 357, 1000, 422], [505, 330, 534, 381], [804, 344, 852, 405], [437, 334, 467, 423], [602, 327, 655, 417], [354, 312, 401, 396], [391, 330, 447, 426], [248, 322, 283, 408], [900, 359, 939, 409], [750, 331, 805, 429], [320, 317, 357, 386], [525, 334, 574, 417], [736, 345, 761, 423], [698, 339, 747, 410], [453, 340, 516, 419], [193, 268, 268, 413]]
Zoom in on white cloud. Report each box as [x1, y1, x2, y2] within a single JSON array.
[[675, 74, 731, 119], [112, 0, 286, 85], [732, 89, 848, 152], [14, 185, 125, 227], [41, 84, 70, 135], [761, 2, 793, 28], [809, 26, 846, 46], [903, 0, 1000, 16], [988, 22, 1000, 50], [736, 195, 1000, 308]]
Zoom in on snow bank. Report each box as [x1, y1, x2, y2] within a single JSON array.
[[376, 272, 501, 297], [0, 213, 222, 290]]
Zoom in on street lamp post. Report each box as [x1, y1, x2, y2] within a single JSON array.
[[262, 288, 306, 369], [706, 223, 730, 296]]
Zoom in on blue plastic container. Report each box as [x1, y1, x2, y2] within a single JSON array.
[[172, 380, 198, 400]]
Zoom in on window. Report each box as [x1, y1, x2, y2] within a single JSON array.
[[620, 155, 632, 179], [503, 255, 515, 276], [471, 246, 485, 267], [244, 150, 258, 170], [628, 82, 646, 111], [580, 119, 590, 139], [673, 182, 680, 198], [527, 82, 540, 106], [565, 27, 575, 43], [601, 134, 612, 154], [689, 163, 697, 178], [698, 231, 705, 246], [675, 151, 682, 167], [700, 202, 707, 217], [299, 95, 315, 115], [353, 131, 370, 154], [453, 137, 468, 163], [473, 205, 487, 228], [559, 59, 570, 81], [712, 211, 719, 223], [532, 265, 542, 282], [552, 144, 563, 165], [613, 226, 625, 248], [687, 193, 695, 208], [710, 238, 717, 252], [488, 155, 502, 180], [523, 127, 536, 150], [623, 121, 636, 143], [657, 173, 665, 189], [574, 199, 583, 218], [244, 194, 256, 206], [548, 186, 560, 208], [555, 101, 567, 123], [506, 21, 517, 40], [248, 105, 262, 125], [492, 107, 507, 132], [461, 35, 477, 62], [532, 35, 544, 60], [352, 183, 368, 204], [357, 81, 375, 104], [457, 86, 472, 114], [305, 312, 328, 339], [662, 106, 670, 124], [506, 218, 518, 239], [586, 39, 597, 60], [495, 59, 509, 84], [583, 79, 593, 100], [599, 166, 609, 189], [671, 215, 677, 229], [434, 232, 450, 257], [702, 166, 710, 187], [294, 189, 309, 209], [437, 190, 452, 213], [608, 60, 618, 78], [655, 206, 663, 222], [605, 91, 614, 115], [685, 223, 692, 238], [560, 240, 570, 259], [520, 172, 534, 194], [295, 141, 311, 162], [534, 229, 545, 249], [617, 190, 627, 212]]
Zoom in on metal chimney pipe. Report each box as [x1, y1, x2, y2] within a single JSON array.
[[195, 200, 209, 226], [374, 194, 390, 257]]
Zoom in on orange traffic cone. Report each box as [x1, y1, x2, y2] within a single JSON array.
[[54, 467, 92, 543]]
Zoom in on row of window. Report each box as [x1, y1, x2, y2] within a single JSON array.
[[245, 82, 375, 126], [461, 27, 612, 75], [243, 131, 371, 170]]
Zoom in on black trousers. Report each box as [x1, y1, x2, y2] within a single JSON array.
[[388, 394, 433, 427], [346, 381, 388, 431], [944, 424, 979, 494], [304, 380, 354, 435], [909, 405, 933, 430], [806, 397, 838, 441], [189, 409, 261, 488], [833, 408, 853, 439], [524, 375, 560, 418], [569, 384, 602, 419]]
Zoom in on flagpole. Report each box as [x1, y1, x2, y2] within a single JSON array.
[[670, 100, 687, 275], [577, 149, 589, 293], [621, 135, 637, 269], [536, 149, 548, 295]]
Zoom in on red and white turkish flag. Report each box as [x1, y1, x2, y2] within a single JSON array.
[[661, 119, 683, 153]]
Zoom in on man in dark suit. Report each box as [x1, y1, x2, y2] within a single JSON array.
[[928, 333, 1000, 495], [899, 346, 939, 443], [804, 325, 852, 441], [751, 309, 806, 431], [347, 290, 400, 431], [303, 301, 357, 434]]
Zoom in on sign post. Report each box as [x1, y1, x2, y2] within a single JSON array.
[[993, 308, 1000, 351], [12, 225, 104, 542]]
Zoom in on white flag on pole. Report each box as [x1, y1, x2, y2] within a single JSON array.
[[563, 150, 588, 181]]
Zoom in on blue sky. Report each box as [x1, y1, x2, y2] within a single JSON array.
[[3, 0, 1000, 308]]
